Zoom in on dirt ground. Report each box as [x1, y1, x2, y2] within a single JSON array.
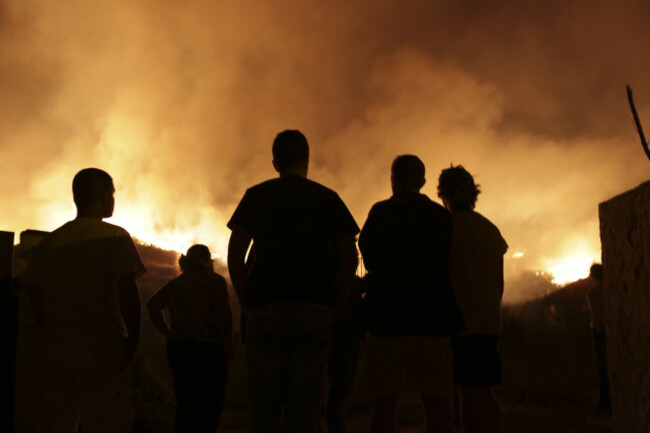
[[135, 342, 613, 433], [214, 398, 612, 433], [132, 288, 613, 433]]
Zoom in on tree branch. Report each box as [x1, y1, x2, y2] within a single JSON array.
[[626, 85, 650, 162]]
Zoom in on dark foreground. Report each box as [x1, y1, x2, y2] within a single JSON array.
[[121, 265, 611, 433], [213, 396, 612, 433]]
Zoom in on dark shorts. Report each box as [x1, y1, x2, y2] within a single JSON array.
[[451, 334, 502, 386]]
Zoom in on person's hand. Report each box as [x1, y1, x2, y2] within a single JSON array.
[[120, 335, 139, 371]]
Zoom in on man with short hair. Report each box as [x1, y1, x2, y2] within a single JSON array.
[[25, 168, 145, 433], [437, 165, 507, 433], [359, 155, 465, 433], [227, 130, 359, 433]]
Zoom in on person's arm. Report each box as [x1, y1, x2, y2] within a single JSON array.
[[333, 234, 359, 313], [358, 206, 382, 273], [146, 288, 171, 339], [498, 254, 505, 300], [228, 226, 253, 315], [118, 273, 141, 370], [498, 235, 508, 300], [215, 279, 234, 360]]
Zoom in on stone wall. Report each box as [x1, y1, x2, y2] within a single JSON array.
[[599, 181, 650, 432], [0, 232, 16, 433]]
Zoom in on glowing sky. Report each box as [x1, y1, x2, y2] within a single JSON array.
[[1, 0, 649, 297]]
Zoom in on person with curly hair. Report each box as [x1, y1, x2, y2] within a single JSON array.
[[438, 165, 508, 433]]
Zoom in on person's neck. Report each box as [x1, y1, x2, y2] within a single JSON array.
[[76, 208, 106, 220], [392, 187, 421, 195], [279, 166, 308, 178]]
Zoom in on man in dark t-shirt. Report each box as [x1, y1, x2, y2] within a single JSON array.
[[227, 130, 359, 433], [359, 155, 464, 433]]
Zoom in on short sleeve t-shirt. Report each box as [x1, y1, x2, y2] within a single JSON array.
[[449, 210, 508, 335], [358, 192, 465, 337], [25, 218, 145, 344], [228, 175, 359, 309], [151, 270, 229, 342]]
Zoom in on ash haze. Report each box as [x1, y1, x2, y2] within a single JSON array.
[[1, 0, 649, 301]]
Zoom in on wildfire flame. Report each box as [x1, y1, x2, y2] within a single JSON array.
[[540, 239, 599, 285]]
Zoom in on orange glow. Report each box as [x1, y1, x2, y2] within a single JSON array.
[[541, 239, 599, 285], [109, 209, 229, 259], [2, 0, 648, 302]]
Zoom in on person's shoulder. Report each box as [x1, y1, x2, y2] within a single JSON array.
[[300, 179, 354, 210], [44, 219, 132, 245], [247, 178, 280, 192], [235, 178, 279, 203], [367, 197, 393, 214], [88, 221, 138, 245], [209, 271, 228, 285], [420, 194, 449, 213], [32, 229, 59, 254], [461, 211, 507, 246], [206, 272, 229, 296], [43, 221, 73, 241], [301, 178, 341, 198], [164, 274, 183, 287], [471, 211, 502, 233], [379, 194, 447, 213], [98, 220, 132, 236]]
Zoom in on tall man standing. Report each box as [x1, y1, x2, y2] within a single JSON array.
[[437, 165, 507, 433], [359, 155, 465, 433], [24, 168, 145, 433], [227, 130, 359, 433]]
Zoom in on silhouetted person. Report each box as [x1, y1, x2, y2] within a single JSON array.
[[23, 168, 145, 433], [437, 165, 507, 433], [227, 130, 359, 433], [586, 263, 610, 414], [147, 244, 232, 433], [358, 155, 465, 433], [325, 275, 366, 433]]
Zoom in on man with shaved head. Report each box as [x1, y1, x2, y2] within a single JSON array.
[[359, 155, 465, 433], [24, 168, 145, 433]]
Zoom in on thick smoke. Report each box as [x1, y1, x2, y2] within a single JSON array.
[[1, 0, 649, 299]]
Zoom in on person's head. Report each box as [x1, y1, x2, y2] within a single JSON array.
[[179, 244, 213, 273], [437, 165, 481, 211], [391, 155, 426, 193], [272, 130, 309, 176], [590, 263, 603, 282], [72, 168, 115, 218]]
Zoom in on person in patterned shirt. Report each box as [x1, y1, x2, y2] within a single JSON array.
[[147, 244, 232, 433]]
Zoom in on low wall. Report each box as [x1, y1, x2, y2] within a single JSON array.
[[599, 181, 650, 432]]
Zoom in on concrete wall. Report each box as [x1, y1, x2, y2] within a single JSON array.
[[599, 181, 650, 432]]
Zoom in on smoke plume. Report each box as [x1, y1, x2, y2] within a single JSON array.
[[2, 0, 649, 299]]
